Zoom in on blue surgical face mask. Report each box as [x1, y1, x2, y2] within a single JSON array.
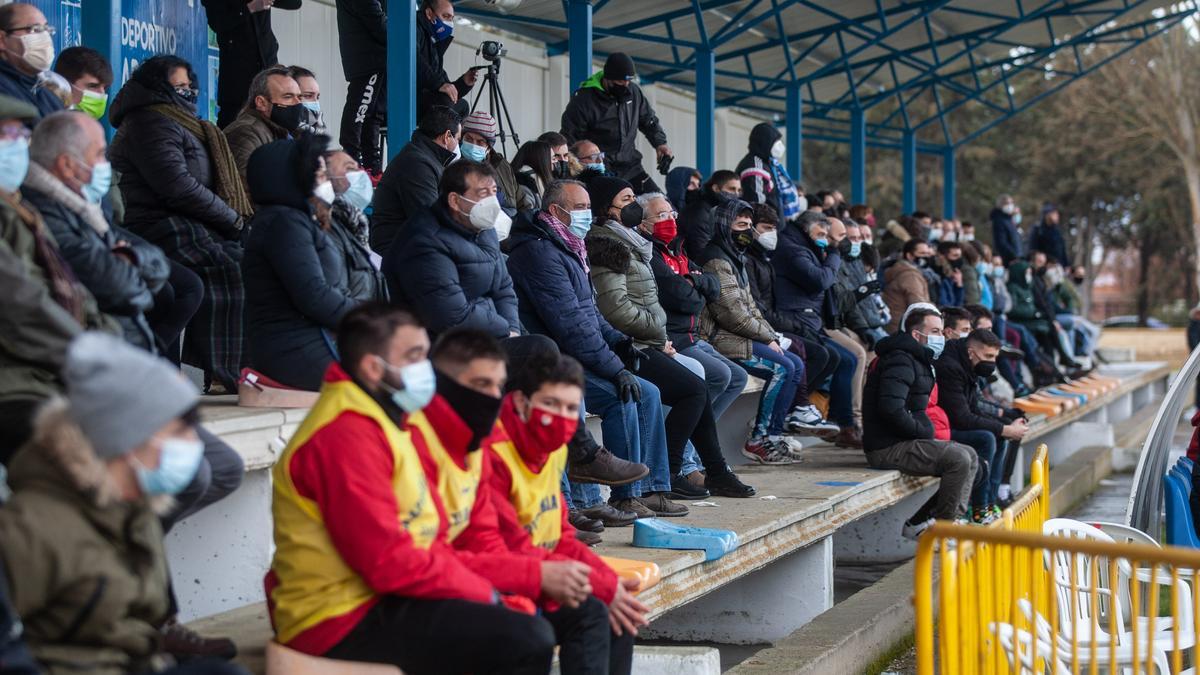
[[134, 436, 204, 496], [0, 137, 30, 193], [461, 141, 489, 164], [814, 238, 829, 249], [431, 16, 454, 41], [567, 209, 593, 238], [585, 162, 606, 174], [339, 170, 374, 211], [921, 332, 946, 359], [379, 357, 436, 413], [849, 241, 862, 258], [302, 100, 321, 115], [79, 158, 112, 204]]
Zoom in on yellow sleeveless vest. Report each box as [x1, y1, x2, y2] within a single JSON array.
[[406, 410, 484, 543], [269, 380, 440, 644], [488, 423, 569, 550]]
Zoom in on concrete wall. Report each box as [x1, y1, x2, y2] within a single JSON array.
[[272, 1, 771, 175]]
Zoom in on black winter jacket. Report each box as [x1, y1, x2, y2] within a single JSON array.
[[743, 242, 796, 334], [202, 0, 299, 68], [935, 339, 1005, 436], [680, 187, 725, 264], [415, 10, 470, 105], [329, 198, 386, 303], [991, 207, 1022, 266], [383, 202, 519, 340], [862, 332, 937, 453], [109, 80, 241, 237], [242, 140, 356, 391], [735, 123, 785, 219], [337, 0, 388, 79], [506, 212, 628, 379], [772, 223, 842, 338], [371, 131, 454, 254], [649, 238, 720, 349], [560, 78, 667, 182]]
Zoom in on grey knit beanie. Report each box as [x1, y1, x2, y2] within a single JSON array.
[[63, 332, 199, 460]]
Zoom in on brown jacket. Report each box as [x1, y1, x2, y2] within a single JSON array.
[[223, 109, 289, 179], [700, 256, 776, 360], [883, 258, 930, 333]]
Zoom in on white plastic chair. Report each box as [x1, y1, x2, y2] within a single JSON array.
[[1017, 598, 1173, 674]]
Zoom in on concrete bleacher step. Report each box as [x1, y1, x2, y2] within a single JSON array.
[[266, 643, 401, 675], [632, 519, 739, 561]]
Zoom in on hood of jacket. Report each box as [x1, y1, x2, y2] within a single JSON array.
[[1008, 260, 1032, 287], [247, 136, 326, 211], [705, 197, 752, 265], [579, 69, 607, 92], [587, 221, 639, 271], [748, 122, 782, 159], [875, 330, 933, 368], [665, 166, 696, 211], [884, 219, 912, 242], [7, 398, 174, 521], [109, 78, 188, 129]]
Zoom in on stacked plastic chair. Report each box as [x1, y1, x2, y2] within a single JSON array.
[[1165, 457, 1200, 549]]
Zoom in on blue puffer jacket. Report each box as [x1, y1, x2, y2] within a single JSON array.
[[772, 222, 842, 337], [0, 60, 63, 121], [505, 212, 627, 379], [384, 201, 520, 340]]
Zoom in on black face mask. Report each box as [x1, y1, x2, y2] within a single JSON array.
[[552, 160, 571, 179], [733, 229, 754, 251], [270, 102, 305, 132], [607, 83, 632, 101], [915, 256, 931, 269], [950, 257, 964, 269], [1072, 275, 1085, 285], [973, 361, 997, 378], [618, 202, 643, 228], [1034, 265, 1047, 277], [173, 86, 198, 105], [434, 370, 503, 453]]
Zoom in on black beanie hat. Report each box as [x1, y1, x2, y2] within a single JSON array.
[[587, 175, 634, 220], [604, 52, 637, 81]]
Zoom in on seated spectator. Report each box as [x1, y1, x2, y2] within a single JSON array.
[[265, 302, 556, 670], [862, 306, 978, 539], [372, 105, 461, 254], [512, 140, 554, 213], [324, 148, 386, 298], [506, 179, 683, 519], [384, 160, 518, 339], [23, 111, 166, 353], [738, 122, 803, 224], [664, 165, 700, 212], [933, 241, 965, 307], [700, 198, 805, 463], [201, 0, 300, 129], [0, 4, 62, 120], [680, 169, 740, 263], [52, 46, 112, 120], [485, 352, 647, 672], [417, 330, 636, 675], [570, 139, 608, 182], [960, 240, 984, 306], [773, 210, 860, 445], [743, 204, 838, 435], [586, 180, 754, 498], [1008, 255, 1078, 376], [882, 238, 934, 333], [537, 131, 574, 180], [460, 111, 528, 214], [243, 135, 358, 391], [287, 65, 327, 135], [110, 54, 254, 392], [223, 66, 304, 179], [1046, 261, 1099, 361], [936, 326, 1029, 523], [0, 332, 245, 675], [834, 218, 888, 349], [415, 0, 478, 119]]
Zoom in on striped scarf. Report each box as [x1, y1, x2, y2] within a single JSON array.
[[538, 210, 589, 273], [770, 159, 802, 222]]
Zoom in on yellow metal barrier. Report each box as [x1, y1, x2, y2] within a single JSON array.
[[915, 443, 1200, 674]]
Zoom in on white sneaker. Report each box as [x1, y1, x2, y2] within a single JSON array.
[[785, 405, 840, 434], [901, 518, 936, 541], [769, 435, 803, 460]]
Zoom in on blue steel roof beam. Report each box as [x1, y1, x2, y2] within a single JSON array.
[[768, 0, 799, 82], [691, 0, 711, 48], [539, 0, 746, 53], [834, 29, 863, 108], [954, 8, 1192, 148], [888, 60, 913, 130], [455, 7, 706, 48], [665, 20, 683, 66], [939, 6, 1016, 21], [878, 82, 933, 128], [907, 4, 1178, 131], [709, 40, 835, 106], [707, 0, 767, 46], [875, 0, 890, 32], [850, 0, 1155, 108], [920, 13, 954, 146]]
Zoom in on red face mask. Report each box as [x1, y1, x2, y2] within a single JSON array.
[[515, 404, 578, 464], [653, 218, 678, 244]]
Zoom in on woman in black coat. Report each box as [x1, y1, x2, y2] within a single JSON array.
[[109, 55, 254, 392], [242, 135, 358, 391]]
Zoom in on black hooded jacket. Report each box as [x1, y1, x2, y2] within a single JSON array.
[[736, 123, 784, 217], [337, 0, 388, 80], [935, 338, 1005, 436], [862, 331, 937, 453], [649, 237, 720, 349], [242, 137, 356, 391], [371, 130, 456, 254], [680, 187, 727, 264], [560, 78, 668, 181]]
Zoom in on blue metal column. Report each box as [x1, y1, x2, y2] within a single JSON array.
[[902, 131, 917, 214], [850, 108, 866, 204], [387, 2, 418, 161], [695, 48, 715, 178], [81, 0, 120, 133], [942, 146, 956, 219], [568, 0, 593, 91], [785, 84, 802, 183]]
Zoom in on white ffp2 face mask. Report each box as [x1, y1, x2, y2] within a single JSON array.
[[18, 31, 53, 73], [460, 194, 512, 237], [757, 229, 778, 251], [313, 180, 335, 205], [770, 139, 785, 160]]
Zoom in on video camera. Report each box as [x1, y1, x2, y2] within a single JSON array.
[[478, 41, 507, 63]]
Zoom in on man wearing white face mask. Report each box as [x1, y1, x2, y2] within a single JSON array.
[[737, 122, 804, 225], [384, 160, 520, 341], [0, 4, 61, 120], [324, 149, 387, 304]]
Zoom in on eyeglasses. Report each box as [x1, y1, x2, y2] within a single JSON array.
[[578, 151, 605, 163], [0, 122, 30, 142], [5, 23, 54, 35], [651, 210, 678, 222]]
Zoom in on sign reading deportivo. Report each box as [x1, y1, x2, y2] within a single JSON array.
[[31, 0, 219, 122]]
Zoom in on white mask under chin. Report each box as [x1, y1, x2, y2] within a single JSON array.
[[313, 180, 335, 205]]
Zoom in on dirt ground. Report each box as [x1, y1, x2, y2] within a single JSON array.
[[1099, 328, 1189, 367]]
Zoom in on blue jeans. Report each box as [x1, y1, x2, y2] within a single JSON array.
[[1057, 313, 1099, 357], [952, 428, 997, 509], [1008, 322, 1044, 369], [822, 336, 857, 427], [579, 372, 671, 502], [680, 340, 748, 420]]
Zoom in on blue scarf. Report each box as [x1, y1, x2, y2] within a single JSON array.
[[770, 159, 802, 222]]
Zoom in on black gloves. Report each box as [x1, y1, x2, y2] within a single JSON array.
[[614, 369, 642, 403], [854, 279, 882, 302], [614, 338, 649, 371]]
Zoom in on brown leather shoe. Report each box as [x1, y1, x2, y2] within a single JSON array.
[[607, 497, 656, 520], [568, 446, 649, 486], [635, 493, 689, 517], [575, 529, 603, 546], [161, 618, 237, 661], [832, 426, 863, 450], [684, 470, 706, 489], [568, 508, 605, 533], [581, 502, 639, 527]]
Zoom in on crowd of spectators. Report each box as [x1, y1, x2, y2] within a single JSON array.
[[0, 1, 1103, 672]]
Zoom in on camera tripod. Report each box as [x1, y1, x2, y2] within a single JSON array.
[[470, 59, 521, 157]]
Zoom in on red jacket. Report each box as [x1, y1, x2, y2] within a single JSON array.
[[928, 382, 951, 441], [1187, 409, 1200, 462]]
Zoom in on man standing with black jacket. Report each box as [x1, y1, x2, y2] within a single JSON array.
[[202, 0, 301, 129], [336, 0, 389, 176], [935, 329, 1028, 523], [862, 306, 977, 540]]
